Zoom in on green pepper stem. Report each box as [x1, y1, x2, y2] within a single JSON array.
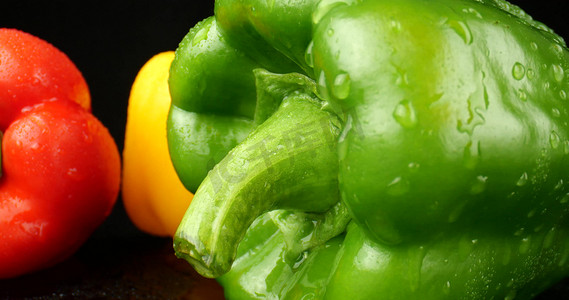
[[174, 93, 341, 278]]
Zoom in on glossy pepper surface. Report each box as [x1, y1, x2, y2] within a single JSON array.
[[169, 0, 569, 298], [122, 51, 193, 237], [0, 28, 121, 278]]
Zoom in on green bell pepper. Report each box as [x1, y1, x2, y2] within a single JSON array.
[[169, 0, 569, 298]]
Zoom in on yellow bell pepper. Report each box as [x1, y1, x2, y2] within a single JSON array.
[[122, 51, 193, 237]]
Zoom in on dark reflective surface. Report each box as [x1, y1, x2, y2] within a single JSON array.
[[0, 202, 225, 300]]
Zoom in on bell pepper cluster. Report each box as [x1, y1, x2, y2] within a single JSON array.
[[168, 0, 569, 299], [0, 29, 120, 278], [3, 0, 569, 298]]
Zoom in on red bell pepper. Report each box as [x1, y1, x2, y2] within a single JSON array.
[[0, 28, 120, 278]]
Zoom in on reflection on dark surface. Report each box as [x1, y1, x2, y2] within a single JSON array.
[[0, 203, 224, 300]]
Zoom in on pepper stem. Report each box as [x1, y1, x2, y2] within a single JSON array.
[[174, 70, 342, 278]]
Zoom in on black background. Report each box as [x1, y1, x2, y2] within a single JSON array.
[[1, 0, 569, 299]]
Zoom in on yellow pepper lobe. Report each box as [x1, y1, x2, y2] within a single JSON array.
[[122, 51, 193, 237]]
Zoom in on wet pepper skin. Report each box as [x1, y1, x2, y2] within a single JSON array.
[[169, 0, 569, 298], [0, 29, 120, 278]]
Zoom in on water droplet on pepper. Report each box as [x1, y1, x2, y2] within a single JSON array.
[[191, 26, 209, 47], [312, 0, 349, 25], [517, 89, 528, 101], [527, 68, 535, 80], [543, 227, 557, 249], [550, 131, 561, 149], [552, 64, 565, 82], [332, 72, 351, 100], [519, 236, 531, 254], [408, 162, 420, 173], [317, 71, 330, 101], [516, 172, 528, 186], [390, 18, 401, 32], [470, 175, 487, 195], [443, 280, 451, 295], [462, 7, 483, 19], [393, 100, 418, 128], [305, 41, 314, 68], [447, 20, 473, 44], [386, 176, 410, 196], [512, 62, 525, 80]]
